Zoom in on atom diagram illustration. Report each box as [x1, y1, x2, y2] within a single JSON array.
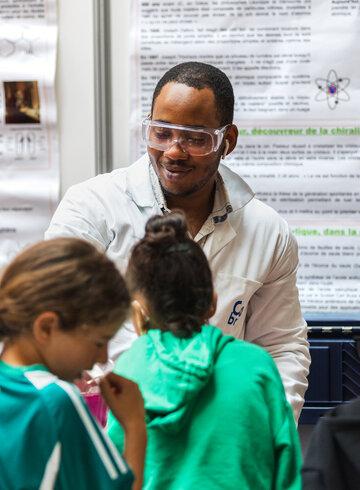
[[315, 69, 350, 110]]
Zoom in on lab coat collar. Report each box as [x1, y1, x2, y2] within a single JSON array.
[[218, 162, 255, 212], [126, 153, 255, 213], [207, 216, 237, 259], [125, 154, 156, 207]]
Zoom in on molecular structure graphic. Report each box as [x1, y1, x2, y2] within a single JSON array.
[[315, 69, 350, 110], [0, 31, 38, 57]]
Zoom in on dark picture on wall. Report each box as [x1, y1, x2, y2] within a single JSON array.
[[4, 81, 41, 124]]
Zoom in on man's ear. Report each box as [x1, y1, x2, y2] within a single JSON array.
[[224, 124, 238, 156], [131, 300, 150, 336], [205, 292, 218, 321], [32, 311, 61, 344]]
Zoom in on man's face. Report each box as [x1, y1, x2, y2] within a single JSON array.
[[148, 82, 224, 198]]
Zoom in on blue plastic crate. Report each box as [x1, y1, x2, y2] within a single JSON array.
[[299, 334, 360, 424]]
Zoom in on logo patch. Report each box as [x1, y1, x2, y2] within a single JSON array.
[[227, 300, 244, 326]]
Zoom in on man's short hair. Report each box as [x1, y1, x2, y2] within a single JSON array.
[[151, 62, 234, 126]]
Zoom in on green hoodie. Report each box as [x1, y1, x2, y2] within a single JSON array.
[[108, 325, 302, 489]]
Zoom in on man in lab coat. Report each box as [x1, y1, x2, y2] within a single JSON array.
[[46, 62, 310, 421]]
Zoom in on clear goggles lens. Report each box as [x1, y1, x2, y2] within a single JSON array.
[[142, 118, 228, 156]]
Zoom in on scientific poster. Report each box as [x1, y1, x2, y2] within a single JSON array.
[[130, 0, 360, 319], [0, 0, 59, 268]]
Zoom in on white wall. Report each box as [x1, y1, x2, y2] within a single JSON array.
[[56, 1, 131, 197], [110, 0, 131, 169], [56, 0, 96, 196]]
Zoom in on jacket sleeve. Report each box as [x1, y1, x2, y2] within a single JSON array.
[[245, 229, 310, 423], [273, 401, 303, 490], [107, 410, 126, 455], [45, 183, 112, 249], [261, 355, 303, 490], [48, 382, 133, 489]]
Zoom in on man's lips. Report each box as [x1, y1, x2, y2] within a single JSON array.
[[160, 162, 192, 173], [164, 167, 191, 173], [161, 165, 192, 181]]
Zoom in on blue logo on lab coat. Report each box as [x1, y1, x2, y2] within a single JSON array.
[[227, 300, 244, 326]]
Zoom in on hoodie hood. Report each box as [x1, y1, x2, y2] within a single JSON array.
[[117, 325, 234, 434]]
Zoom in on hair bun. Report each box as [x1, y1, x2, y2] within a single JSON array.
[[145, 212, 188, 243]]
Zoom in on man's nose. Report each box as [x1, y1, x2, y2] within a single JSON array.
[[163, 140, 188, 160]]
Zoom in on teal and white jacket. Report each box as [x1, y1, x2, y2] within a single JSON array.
[[0, 361, 133, 490]]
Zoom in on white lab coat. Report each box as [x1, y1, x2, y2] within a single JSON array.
[[46, 154, 310, 421]]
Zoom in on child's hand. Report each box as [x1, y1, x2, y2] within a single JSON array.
[[99, 372, 145, 431], [100, 373, 146, 490]]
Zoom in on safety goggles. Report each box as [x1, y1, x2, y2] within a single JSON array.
[[142, 117, 229, 156]]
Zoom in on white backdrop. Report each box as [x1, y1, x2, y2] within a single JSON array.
[[57, 0, 133, 196]]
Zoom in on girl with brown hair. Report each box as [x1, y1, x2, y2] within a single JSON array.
[[0, 237, 146, 490]]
